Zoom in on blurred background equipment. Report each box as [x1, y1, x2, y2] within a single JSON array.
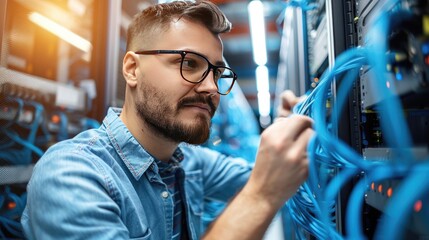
[[0, 0, 103, 237]]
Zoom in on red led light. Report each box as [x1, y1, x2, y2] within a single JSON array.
[[387, 187, 393, 197], [7, 201, 16, 209], [378, 184, 383, 193], [51, 114, 60, 124], [371, 182, 375, 191], [414, 200, 422, 212]]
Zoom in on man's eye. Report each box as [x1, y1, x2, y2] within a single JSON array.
[[214, 69, 223, 79], [182, 59, 199, 70]]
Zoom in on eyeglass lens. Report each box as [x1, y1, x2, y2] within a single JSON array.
[[181, 52, 234, 94]]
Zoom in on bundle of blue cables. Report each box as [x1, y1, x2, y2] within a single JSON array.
[[284, 0, 429, 239], [0, 187, 26, 239]]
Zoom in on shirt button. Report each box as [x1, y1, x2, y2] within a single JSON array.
[[161, 191, 169, 198]]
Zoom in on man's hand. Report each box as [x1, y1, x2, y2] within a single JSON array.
[[244, 115, 313, 209], [276, 90, 306, 118], [204, 115, 314, 240]]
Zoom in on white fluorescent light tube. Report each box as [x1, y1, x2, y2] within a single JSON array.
[[257, 91, 271, 117], [248, 0, 267, 66], [255, 66, 271, 116], [28, 12, 92, 53], [256, 65, 269, 92]]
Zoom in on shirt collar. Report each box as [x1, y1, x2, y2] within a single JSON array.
[[155, 148, 184, 174], [103, 107, 155, 181]]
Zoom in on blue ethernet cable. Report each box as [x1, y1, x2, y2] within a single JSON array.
[[345, 3, 421, 236], [345, 163, 411, 239], [0, 187, 25, 238], [291, 46, 409, 238], [284, 0, 425, 238], [365, 0, 414, 160], [311, 48, 372, 170], [0, 98, 47, 164], [57, 111, 69, 141], [0, 97, 24, 130], [375, 161, 429, 240], [287, 196, 331, 239], [294, 54, 367, 238], [0, 97, 24, 151], [1, 129, 43, 158], [0, 215, 24, 238], [288, 49, 365, 238]]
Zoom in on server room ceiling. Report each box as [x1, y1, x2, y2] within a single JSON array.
[[213, 0, 283, 79], [122, 0, 284, 79]]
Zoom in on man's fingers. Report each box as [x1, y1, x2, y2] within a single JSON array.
[[293, 127, 314, 156], [277, 90, 307, 118], [281, 90, 299, 108], [272, 115, 313, 140]]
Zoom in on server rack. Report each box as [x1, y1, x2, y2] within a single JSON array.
[[0, 0, 113, 237], [277, 0, 429, 239]]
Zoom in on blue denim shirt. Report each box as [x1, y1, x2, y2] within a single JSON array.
[[21, 108, 252, 239]]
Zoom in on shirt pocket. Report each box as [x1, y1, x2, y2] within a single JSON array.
[[129, 227, 152, 240], [184, 170, 204, 216], [184, 169, 204, 238]]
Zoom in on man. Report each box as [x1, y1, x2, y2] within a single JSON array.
[[22, 1, 313, 239]]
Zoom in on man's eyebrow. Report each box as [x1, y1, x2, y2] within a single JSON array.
[[181, 48, 226, 66]]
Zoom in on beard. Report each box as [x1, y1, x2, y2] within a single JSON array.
[[135, 82, 217, 144]]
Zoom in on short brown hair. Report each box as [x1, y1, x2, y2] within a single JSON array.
[[126, 0, 231, 51]]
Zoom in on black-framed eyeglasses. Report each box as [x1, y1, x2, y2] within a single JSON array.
[[134, 50, 237, 95]]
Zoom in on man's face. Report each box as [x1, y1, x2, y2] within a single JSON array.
[[134, 19, 223, 144]]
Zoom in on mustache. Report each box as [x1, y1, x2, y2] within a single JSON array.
[[178, 95, 217, 116]]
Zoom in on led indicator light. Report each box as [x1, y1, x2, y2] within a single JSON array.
[[387, 187, 393, 197], [395, 72, 403, 81], [371, 182, 375, 191], [386, 64, 392, 71], [378, 184, 383, 193], [422, 43, 429, 55], [51, 114, 60, 124], [7, 201, 16, 209], [414, 200, 422, 212]]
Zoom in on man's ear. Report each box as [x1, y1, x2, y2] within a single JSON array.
[[123, 51, 139, 88]]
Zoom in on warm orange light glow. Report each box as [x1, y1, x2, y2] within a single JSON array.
[[387, 187, 393, 197], [51, 114, 60, 124], [378, 184, 383, 193], [414, 200, 422, 212], [7, 201, 16, 209], [28, 12, 92, 53], [371, 182, 375, 191]]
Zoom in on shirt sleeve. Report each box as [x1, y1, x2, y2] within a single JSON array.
[[21, 149, 130, 240]]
